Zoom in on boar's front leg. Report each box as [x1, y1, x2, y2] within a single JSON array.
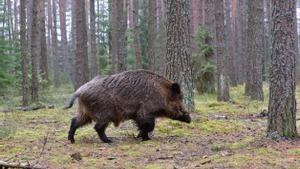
[[135, 116, 155, 141], [94, 122, 112, 143]]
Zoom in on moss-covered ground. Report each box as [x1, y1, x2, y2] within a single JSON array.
[[0, 85, 299, 168]]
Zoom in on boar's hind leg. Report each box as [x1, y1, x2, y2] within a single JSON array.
[[68, 117, 92, 143], [94, 122, 112, 143], [136, 117, 155, 141]]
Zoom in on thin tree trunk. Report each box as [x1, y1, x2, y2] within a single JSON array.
[[13, 0, 18, 39], [74, 0, 89, 89], [132, 0, 142, 69], [39, 0, 49, 82], [267, 0, 298, 138], [90, 0, 98, 77], [30, 0, 39, 102], [158, 0, 166, 74], [20, 0, 30, 106], [192, 0, 199, 33], [7, 0, 12, 42], [47, 0, 52, 59], [111, 0, 117, 73], [215, 0, 230, 101], [148, 0, 156, 71], [59, 0, 68, 75], [52, 0, 60, 87], [165, 0, 195, 111], [118, 0, 127, 72]]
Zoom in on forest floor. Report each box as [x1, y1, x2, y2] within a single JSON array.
[[0, 85, 299, 169]]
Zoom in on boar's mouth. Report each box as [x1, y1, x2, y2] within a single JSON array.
[[173, 112, 191, 123]]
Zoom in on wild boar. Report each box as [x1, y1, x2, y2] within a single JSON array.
[[65, 69, 191, 143]]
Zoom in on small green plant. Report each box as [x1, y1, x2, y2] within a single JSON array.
[[192, 26, 216, 94]]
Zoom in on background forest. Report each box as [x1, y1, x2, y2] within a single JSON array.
[[0, 0, 299, 168]]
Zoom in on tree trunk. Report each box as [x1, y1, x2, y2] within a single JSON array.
[[204, 0, 215, 93], [148, 0, 156, 71], [38, 0, 49, 83], [20, 0, 30, 106], [59, 0, 69, 76], [74, 0, 89, 89], [13, 0, 18, 38], [30, 0, 39, 102], [47, 0, 52, 54], [52, 0, 60, 87], [7, 0, 12, 41], [215, 0, 230, 102], [111, 0, 118, 73], [164, 0, 195, 112], [245, 0, 264, 100], [157, 0, 166, 74], [267, 0, 298, 138], [192, 0, 199, 33], [132, 0, 142, 69], [239, 0, 248, 87], [118, 0, 127, 72], [89, 0, 98, 77]]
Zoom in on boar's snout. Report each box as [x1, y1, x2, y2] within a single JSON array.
[[176, 113, 191, 123]]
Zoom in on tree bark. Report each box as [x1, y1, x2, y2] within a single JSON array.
[[7, 0, 12, 41], [13, 0, 18, 38], [20, 0, 30, 106], [267, 0, 298, 138], [47, 0, 52, 53], [157, 0, 166, 74], [132, 0, 142, 69], [215, 0, 230, 101], [89, 0, 98, 77], [74, 0, 89, 89], [148, 0, 156, 71], [52, 0, 60, 87], [30, 0, 39, 102], [164, 0, 195, 111], [59, 0, 69, 76], [245, 0, 264, 100], [204, 0, 215, 93], [38, 0, 49, 82]]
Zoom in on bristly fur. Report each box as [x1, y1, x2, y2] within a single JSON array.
[[66, 69, 191, 143]]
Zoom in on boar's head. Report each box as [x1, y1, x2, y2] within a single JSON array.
[[165, 83, 191, 123]]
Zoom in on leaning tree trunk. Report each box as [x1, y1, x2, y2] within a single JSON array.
[[245, 0, 264, 101], [74, 0, 89, 89], [30, 0, 39, 102], [215, 0, 230, 102], [164, 0, 195, 112], [20, 0, 30, 106], [267, 0, 298, 138]]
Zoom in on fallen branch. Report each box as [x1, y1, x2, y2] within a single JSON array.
[[0, 161, 44, 169], [0, 105, 54, 113]]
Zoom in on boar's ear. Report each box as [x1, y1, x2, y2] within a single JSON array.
[[171, 83, 181, 94]]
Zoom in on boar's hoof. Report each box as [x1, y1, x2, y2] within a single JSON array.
[[102, 138, 113, 143], [137, 132, 151, 141], [68, 136, 75, 144]]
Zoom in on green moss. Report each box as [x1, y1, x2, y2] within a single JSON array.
[[288, 148, 300, 155], [197, 120, 245, 134], [143, 164, 164, 169], [49, 154, 72, 165], [0, 145, 26, 158]]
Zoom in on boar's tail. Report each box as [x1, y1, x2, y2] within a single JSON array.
[[64, 93, 80, 109]]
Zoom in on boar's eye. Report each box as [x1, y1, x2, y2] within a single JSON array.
[[171, 83, 181, 94]]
